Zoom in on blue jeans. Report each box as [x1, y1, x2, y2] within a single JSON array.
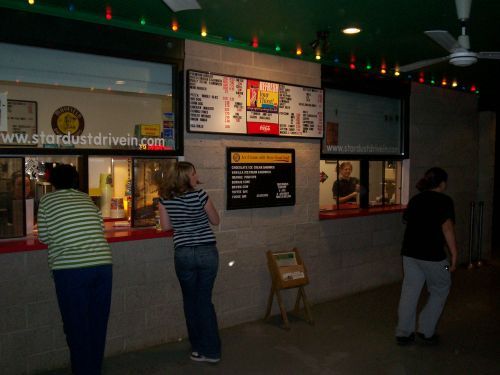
[[396, 256, 451, 337], [175, 244, 221, 358], [53, 264, 113, 375]]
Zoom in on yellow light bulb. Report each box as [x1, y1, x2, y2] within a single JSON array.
[[28, 0, 35, 4], [201, 29, 207, 37]]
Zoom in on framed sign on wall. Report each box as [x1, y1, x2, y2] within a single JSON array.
[[188, 70, 323, 138], [226, 147, 295, 210]]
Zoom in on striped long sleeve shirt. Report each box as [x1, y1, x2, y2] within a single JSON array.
[[37, 189, 112, 270]]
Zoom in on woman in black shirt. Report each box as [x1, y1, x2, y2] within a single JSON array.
[[395, 167, 458, 345]]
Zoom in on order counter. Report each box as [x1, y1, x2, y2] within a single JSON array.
[[0, 222, 172, 254], [319, 204, 405, 220]]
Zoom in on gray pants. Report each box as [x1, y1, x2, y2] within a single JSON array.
[[396, 256, 451, 337]]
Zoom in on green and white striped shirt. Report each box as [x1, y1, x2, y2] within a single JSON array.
[[37, 189, 112, 270]]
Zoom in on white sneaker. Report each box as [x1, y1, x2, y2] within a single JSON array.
[[190, 352, 220, 363]]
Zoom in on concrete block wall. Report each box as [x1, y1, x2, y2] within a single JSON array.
[[183, 40, 406, 327], [408, 83, 492, 264]]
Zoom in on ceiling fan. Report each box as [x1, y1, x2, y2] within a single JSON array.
[[399, 0, 500, 72], [161, 0, 201, 12]]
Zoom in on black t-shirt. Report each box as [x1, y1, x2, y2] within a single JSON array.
[[332, 177, 359, 203], [401, 190, 455, 261]]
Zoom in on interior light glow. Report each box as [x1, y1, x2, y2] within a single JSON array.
[[296, 47, 302, 56], [201, 28, 207, 37], [342, 27, 361, 35], [171, 21, 178, 31], [452, 80, 458, 87], [315, 52, 321, 60], [28, 0, 35, 5]]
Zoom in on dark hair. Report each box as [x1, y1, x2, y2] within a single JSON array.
[[50, 164, 79, 190], [416, 167, 448, 192]]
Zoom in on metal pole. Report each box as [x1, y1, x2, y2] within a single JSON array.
[[467, 201, 475, 269], [476, 201, 484, 267]]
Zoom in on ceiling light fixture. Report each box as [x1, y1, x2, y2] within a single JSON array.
[[342, 27, 361, 35]]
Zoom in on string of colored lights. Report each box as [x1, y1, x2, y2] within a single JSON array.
[[22, 1, 479, 94]]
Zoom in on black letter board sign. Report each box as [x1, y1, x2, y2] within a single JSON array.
[[227, 147, 295, 210]]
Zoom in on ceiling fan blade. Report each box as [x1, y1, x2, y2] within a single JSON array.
[[162, 0, 201, 12], [477, 52, 500, 60], [424, 30, 460, 52], [399, 56, 450, 72]]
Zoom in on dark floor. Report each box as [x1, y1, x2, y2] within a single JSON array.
[[40, 259, 500, 375]]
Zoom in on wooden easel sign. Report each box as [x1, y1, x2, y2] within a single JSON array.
[[264, 248, 313, 329]]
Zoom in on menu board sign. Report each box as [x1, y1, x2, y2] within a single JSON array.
[[188, 70, 323, 138], [227, 147, 295, 210]]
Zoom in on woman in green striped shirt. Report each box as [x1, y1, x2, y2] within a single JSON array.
[[38, 164, 112, 375]]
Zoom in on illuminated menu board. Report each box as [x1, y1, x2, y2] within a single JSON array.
[[227, 147, 295, 210], [188, 70, 323, 138]]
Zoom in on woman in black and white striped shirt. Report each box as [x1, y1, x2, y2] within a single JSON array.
[[158, 161, 221, 363]]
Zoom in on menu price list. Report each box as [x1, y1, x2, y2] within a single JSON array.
[[188, 70, 323, 138], [227, 148, 295, 210], [279, 86, 323, 137], [189, 71, 246, 134]]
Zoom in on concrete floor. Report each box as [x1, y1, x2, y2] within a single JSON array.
[[40, 258, 500, 375]]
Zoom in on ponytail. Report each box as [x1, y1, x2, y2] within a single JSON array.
[[416, 167, 448, 192]]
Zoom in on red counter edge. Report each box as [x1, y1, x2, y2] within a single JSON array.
[[0, 227, 173, 254], [319, 205, 405, 220]]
